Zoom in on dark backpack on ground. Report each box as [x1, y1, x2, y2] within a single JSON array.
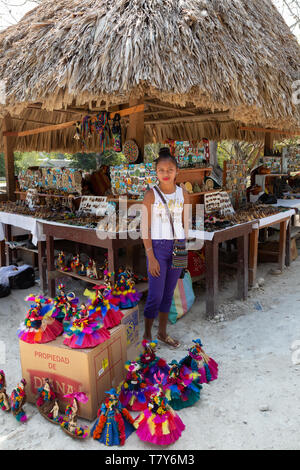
[[8, 266, 35, 290], [0, 284, 11, 298]]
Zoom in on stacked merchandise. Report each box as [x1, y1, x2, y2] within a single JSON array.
[[110, 163, 158, 198]]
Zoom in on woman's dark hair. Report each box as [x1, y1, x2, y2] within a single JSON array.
[[155, 147, 178, 167]]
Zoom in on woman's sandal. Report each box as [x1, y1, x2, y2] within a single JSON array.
[[157, 334, 181, 349]]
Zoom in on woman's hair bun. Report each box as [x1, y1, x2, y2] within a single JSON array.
[[155, 147, 178, 167]]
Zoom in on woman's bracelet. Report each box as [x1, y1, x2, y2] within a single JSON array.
[[146, 247, 153, 253]]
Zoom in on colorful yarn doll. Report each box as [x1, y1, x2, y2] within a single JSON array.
[[180, 339, 218, 384], [18, 296, 63, 344], [63, 303, 110, 349], [52, 285, 78, 324], [36, 378, 62, 425], [10, 379, 27, 423], [91, 388, 135, 446], [0, 370, 11, 412], [112, 113, 122, 152], [56, 251, 66, 270], [70, 254, 80, 273], [164, 360, 202, 410], [84, 283, 123, 329], [118, 361, 155, 411], [138, 340, 170, 385], [134, 383, 185, 445], [61, 393, 90, 439], [113, 269, 142, 309]]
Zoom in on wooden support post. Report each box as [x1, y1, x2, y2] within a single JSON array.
[[126, 98, 144, 162], [237, 234, 248, 300], [4, 224, 13, 265], [0, 240, 5, 266], [278, 220, 287, 272], [264, 132, 274, 156], [3, 115, 16, 201], [46, 235, 56, 297], [38, 241, 47, 295], [205, 240, 219, 318], [286, 219, 291, 268], [249, 228, 259, 287]]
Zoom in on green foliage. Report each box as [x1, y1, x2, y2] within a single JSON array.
[[69, 150, 126, 171]]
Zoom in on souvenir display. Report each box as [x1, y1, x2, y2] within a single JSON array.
[[61, 393, 90, 439], [138, 340, 170, 385], [10, 379, 27, 423], [283, 146, 300, 174], [223, 158, 248, 208], [163, 360, 202, 410], [113, 269, 142, 309], [84, 281, 124, 329], [0, 370, 11, 412], [63, 303, 110, 349], [18, 295, 63, 344], [134, 383, 185, 445], [169, 140, 210, 169], [91, 388, 135, 446], [75, 112, 111, 152], [180, 339, 218, 384], [18, 168, 83, 195], [36, 378, 62, 425], [261, 156, 283, 174], [110, 163, 158, 197], [118, 361, 155, 411]]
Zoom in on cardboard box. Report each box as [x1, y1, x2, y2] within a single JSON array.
[[19, 324, 127, 421], [121, 305, 140, 362]]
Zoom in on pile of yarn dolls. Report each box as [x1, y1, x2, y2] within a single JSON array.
[[1, 267, 219, 446]]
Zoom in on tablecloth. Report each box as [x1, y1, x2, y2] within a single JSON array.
[[0, 212, 45, 246]]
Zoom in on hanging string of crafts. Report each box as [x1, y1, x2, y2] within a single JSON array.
[[74, 111, 122, 153]]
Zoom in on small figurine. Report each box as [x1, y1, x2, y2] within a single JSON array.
[[180, 339, 218, 384], [134, 382, 185, 445], [36, 378, 62, 425], [84, 283, 123, 329], [63, 303, 110, 349], [18, 296, 63, 344], [86, 258, 94, 278], [164, 360, 202, 410], [113, 269, 142, 309], [138, 340, 170, 385], [118, 361, 155, 411], [91, 389, 135, 446], [52, 285, 78, 325], [10, 379, 27, 423], [56, 251, 66, 269], [78, 263, 87, 276], [0, 370, 11, 412], [61, 393, 90, 439], [70, 254, 81, 273]]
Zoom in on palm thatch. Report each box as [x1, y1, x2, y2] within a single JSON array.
[[0, 0, 299, 151]]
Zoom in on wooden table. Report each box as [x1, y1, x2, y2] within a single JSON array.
[[248, 210, 295, 287], [42, 222, 143, 298], [203, 221, 254, 318]]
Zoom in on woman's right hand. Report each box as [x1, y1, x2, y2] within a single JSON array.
[[148, 255, 160, 278]]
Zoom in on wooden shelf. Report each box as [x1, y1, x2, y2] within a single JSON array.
[[15, 191, 79, 199]]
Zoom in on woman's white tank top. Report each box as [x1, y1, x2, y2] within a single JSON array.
[[151, 186, 185, 240]]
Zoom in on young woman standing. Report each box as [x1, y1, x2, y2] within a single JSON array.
[[141, 148, 190, 348]]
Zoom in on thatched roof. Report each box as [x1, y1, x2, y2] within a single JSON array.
[[0, 0, 299, 151]]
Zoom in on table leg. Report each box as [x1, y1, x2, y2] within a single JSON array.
[[205, 240, 219, 319], [249, 228, 259, 287], [46, 235, 56, 297], [279, 220, 287, 272], [38, 241, 47, 295], [5, 224, 13, 265], [0, 240, 5, 266], [237, 234, 248, 301], [285, 220, 291, 268], [108, 246, 120, 283]]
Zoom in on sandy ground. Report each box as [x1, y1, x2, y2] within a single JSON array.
[[1, 245, 300, 451]]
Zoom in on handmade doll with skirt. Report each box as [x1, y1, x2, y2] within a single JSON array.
[[61, 393, 90, 439], [134, 383, 185, 445], [36, 378, 62, 424], [118, 361, 155, 411], [138, 340, 170, 385], [113, 269, 142, 309], [10, 379, 27, 423], [92, 388, 135, 446], [180, 339, 218, 384], [84, 281, 123, 329], [63, 303, 110, 349], [52, 285, 78, 324], [164, 360, 202, 410], [0, 370, 10, 412], [18, 296, 63, 344]]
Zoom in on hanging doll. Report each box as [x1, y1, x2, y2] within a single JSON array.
[[164, 360, 202, 410], [36, 378, 62, 425], [84, 282, 123, 329], [134, 381, 185, 446], [61, 393, 90, 439], [0, 370, 11, 412], [18, 296, 63, 344], [118, 361, 155, 411], [138, 340, 170, 385], [112, 113, 122, 152], [113, 269, 142, 309], [91, 388, 135, 446], [180, 339, 218, 384], [63, 303, 110, 349], [10, 379, 27, 423]]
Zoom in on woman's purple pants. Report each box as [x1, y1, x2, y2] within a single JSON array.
[[144, 239, 183, 319]]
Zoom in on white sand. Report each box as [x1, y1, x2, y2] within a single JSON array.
[[1, 253, 300, 450]]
